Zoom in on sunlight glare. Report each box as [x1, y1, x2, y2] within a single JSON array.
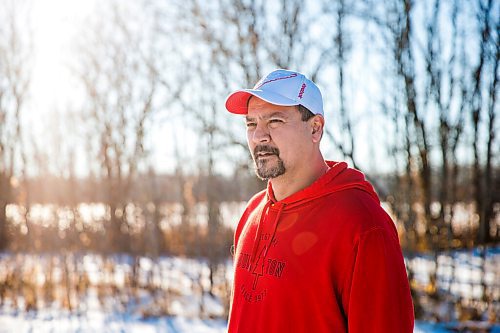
[[31, 0, 96, 113]]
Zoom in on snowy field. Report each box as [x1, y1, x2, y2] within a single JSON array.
[[0, 311, 226, 333], [1, 313, 499, 333], [0, 254, 230, 332], [1, 250, 499, 333], [409, 247, 500, 300]]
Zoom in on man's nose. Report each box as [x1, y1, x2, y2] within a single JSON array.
[[252, 123, 271, 144]]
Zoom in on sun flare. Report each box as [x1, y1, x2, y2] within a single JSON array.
[[30, 0, 96, 112]]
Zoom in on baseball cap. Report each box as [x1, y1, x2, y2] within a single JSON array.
[[225, 69, 324, 116]]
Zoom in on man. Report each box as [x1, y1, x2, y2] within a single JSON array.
[[224, 69, 414, 332]]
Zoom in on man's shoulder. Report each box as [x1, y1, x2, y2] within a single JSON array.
[[237, 189, 267, 223], [323, 187, 379, 210], [321, 188, 394, 234], [246, 189, 267, 209], [234, 189, 267, 245]]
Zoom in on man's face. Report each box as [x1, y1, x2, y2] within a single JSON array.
[[246, 97, 313, 180]]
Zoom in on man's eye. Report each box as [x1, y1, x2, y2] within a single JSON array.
[[269, 119, 283, 124], [246, 122, 256, 128]]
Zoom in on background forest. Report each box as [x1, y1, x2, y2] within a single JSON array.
[[0, 0, 498, 331]]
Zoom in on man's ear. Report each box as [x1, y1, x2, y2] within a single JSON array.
[[311, 115, 324, 143]]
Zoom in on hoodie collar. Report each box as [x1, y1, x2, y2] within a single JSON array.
[[266, 160, 379, 207]]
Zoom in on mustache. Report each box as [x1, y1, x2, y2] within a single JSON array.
[[254, 145, 280, 156]]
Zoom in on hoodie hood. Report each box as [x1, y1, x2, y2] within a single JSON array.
[[266, 160, 379, 208]]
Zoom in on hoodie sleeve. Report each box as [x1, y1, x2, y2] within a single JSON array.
[[342, 227, 414, 333]]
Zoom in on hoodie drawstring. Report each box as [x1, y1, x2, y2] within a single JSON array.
[[250, 201, 271, 264], [262, 203, 285, 259], [250, 201, 286, 266]]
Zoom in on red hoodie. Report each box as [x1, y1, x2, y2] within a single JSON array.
[[228, 161, 414, 333]]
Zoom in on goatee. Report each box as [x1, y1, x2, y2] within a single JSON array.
[[253, 145, 286, 180]]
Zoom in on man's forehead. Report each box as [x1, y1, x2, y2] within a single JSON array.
[[245, 110, 291, 121]]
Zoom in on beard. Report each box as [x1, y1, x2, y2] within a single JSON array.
[[253, 145, 286, 180]]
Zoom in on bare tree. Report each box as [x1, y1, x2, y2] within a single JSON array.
[[321, 0, 361, 169], [74, 1, 161, 252], [471, 0, 498, 245], [0, 0, 32, 249], [361, 0, 498, 251]]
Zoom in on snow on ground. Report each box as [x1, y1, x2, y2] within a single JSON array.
[[0, 311, 227, 333], [1, 313, 499, 333], [415, 321, 500, 333], [1, 251, 498, 332]]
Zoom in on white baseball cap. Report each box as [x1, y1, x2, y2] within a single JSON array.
[[225, 69, 324, 116]]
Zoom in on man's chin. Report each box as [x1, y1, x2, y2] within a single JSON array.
[[253, 156, 286, 180], [255, 166, 286, 180]]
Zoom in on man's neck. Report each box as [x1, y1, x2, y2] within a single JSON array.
[[270, 155, 329, 202]]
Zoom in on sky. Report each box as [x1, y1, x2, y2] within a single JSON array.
[[30, 0, 96, 109], [23, 0, 494, 178], [26, 0, 383, 177], [26, 0, 97, 177], [28, 0, 186, 176]]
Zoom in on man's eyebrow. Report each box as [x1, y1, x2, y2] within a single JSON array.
[[245, 111, 288, 122], [267, 111, 288, 118]]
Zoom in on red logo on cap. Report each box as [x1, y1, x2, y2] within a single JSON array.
[[298, 83, 306, 99], [256, 73, 298, 89]]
